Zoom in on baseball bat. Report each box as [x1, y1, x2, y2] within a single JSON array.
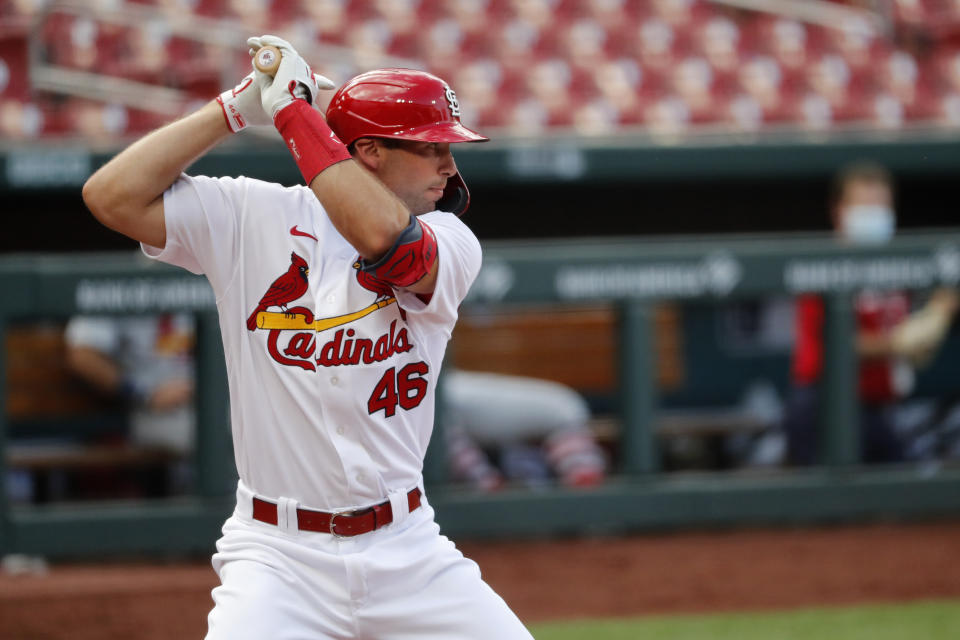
[[253, 45, 281, 76]]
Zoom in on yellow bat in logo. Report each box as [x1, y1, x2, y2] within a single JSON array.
[[255, 298, 397, 332]]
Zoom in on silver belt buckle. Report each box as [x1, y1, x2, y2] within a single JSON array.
[[329, 510, 353, 539]]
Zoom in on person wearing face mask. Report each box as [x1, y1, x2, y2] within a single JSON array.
[[784, 162, 959, 465]]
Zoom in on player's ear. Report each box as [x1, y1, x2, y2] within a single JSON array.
[[352, 138, 381, 171]]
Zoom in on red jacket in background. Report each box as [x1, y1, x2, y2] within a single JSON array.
[[793, 291, 911, 404]]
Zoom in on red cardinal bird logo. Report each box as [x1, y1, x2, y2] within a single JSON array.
[[354, 262, 394, 301], [354, 259, 409, 320], [247, 252, 310, 331]]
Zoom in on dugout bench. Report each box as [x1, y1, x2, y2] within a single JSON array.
[[5, 324, 183, 503], [450, 304, 771, 470], [2, 233, 960, 558]]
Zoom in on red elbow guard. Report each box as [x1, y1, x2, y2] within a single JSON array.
[[358, 217, 438, 288]]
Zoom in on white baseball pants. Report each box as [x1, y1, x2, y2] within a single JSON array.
[[204, 481, 533, 640]]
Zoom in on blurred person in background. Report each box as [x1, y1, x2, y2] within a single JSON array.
[[784, 161, 959, 465], [444, 369, 607, 492], [64, 312, 196, 493], [66, 316, 612, 495]]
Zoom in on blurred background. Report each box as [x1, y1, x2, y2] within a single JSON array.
[[3, 0, 960, 245], [2, 1, 960, 638]]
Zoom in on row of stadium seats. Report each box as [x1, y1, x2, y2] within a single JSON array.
[[2, 0, 960, 140]]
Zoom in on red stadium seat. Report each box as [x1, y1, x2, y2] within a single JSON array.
[[929, 48, 960, 109], [804, 53, 869, 123], [505, 96, 550, 136], [490, 17, 542, 77], [0, 98, 44, 139], [302, 0, 349, 46], [562, 18, 612, 74], [723, 92, 764, 132], [894, 0, 935, 26], [671, 55, 722, 123], [748, 15, 815, 88], [524, 57, 575, 127], [936, 89, 960, 124], [737, 55, 796, 124], [192, 0, 229, 18], [593, 57, 644, 125], [0, 34, 29, 101], [125, 106, 169, 134], [635, 16, 688, 94], [644, 94, 692, 137], [694, 14, 744, 78], [876, 49, 940, 120], [795, 91, 835, 130], [451, 57, 506, 128], [649, 0, 706, 29], [572, 97, 622, 136], [504, 0, 559, 32], [12, 0, 960, 138]]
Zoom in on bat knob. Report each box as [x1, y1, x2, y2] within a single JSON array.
[[254, 45, 281, 76]]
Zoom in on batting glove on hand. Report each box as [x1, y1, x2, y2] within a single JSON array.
[[247, 35, 335, 119], [216, 70, 271, 133]]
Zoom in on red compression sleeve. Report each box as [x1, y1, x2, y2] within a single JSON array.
[[273, 100, 353, 185]]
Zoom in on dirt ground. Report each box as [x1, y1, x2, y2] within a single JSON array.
[[1, 520, 959, 639]]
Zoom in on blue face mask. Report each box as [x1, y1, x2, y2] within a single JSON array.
[[841, 205, 895, 245]]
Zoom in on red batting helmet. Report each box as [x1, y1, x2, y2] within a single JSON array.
[[325, 68, 488, 216]]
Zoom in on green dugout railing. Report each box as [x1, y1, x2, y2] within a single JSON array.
[[2, 231, 960, 556]]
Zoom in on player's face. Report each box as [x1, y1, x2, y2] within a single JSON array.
[[838, 179, 893, 214], [375, 141, 458, 215]]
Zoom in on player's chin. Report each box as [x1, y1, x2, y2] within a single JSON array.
[[410, 202, 434, 216], [413, 188, 444, 214]]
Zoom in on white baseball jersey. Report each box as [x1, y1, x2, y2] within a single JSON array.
[[145, 173, 533, 640], [142, 174, 480, 509]]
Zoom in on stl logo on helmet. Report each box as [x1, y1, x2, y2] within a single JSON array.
[[444, 85, 461, 117], [246, 253, 413, 374]]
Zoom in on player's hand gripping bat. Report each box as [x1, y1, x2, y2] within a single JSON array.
[[253, 45, 281, 76], [248, 36, 336, 116]]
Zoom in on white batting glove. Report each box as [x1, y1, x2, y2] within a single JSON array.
[[216, 70, 272, 133], [247, 35, 336, 118]]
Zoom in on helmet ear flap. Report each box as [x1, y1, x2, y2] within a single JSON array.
[[437, 173, 470, 216]]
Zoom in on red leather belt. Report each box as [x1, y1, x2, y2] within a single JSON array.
[[251, 487, 422, 537]]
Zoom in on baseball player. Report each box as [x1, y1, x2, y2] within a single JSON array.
[[82, 35, 533, 639]]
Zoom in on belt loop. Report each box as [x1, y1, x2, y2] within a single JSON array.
[[235, 480, 254, 520], [277, 497, 299, 534], [387, 488, 410, 528]]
